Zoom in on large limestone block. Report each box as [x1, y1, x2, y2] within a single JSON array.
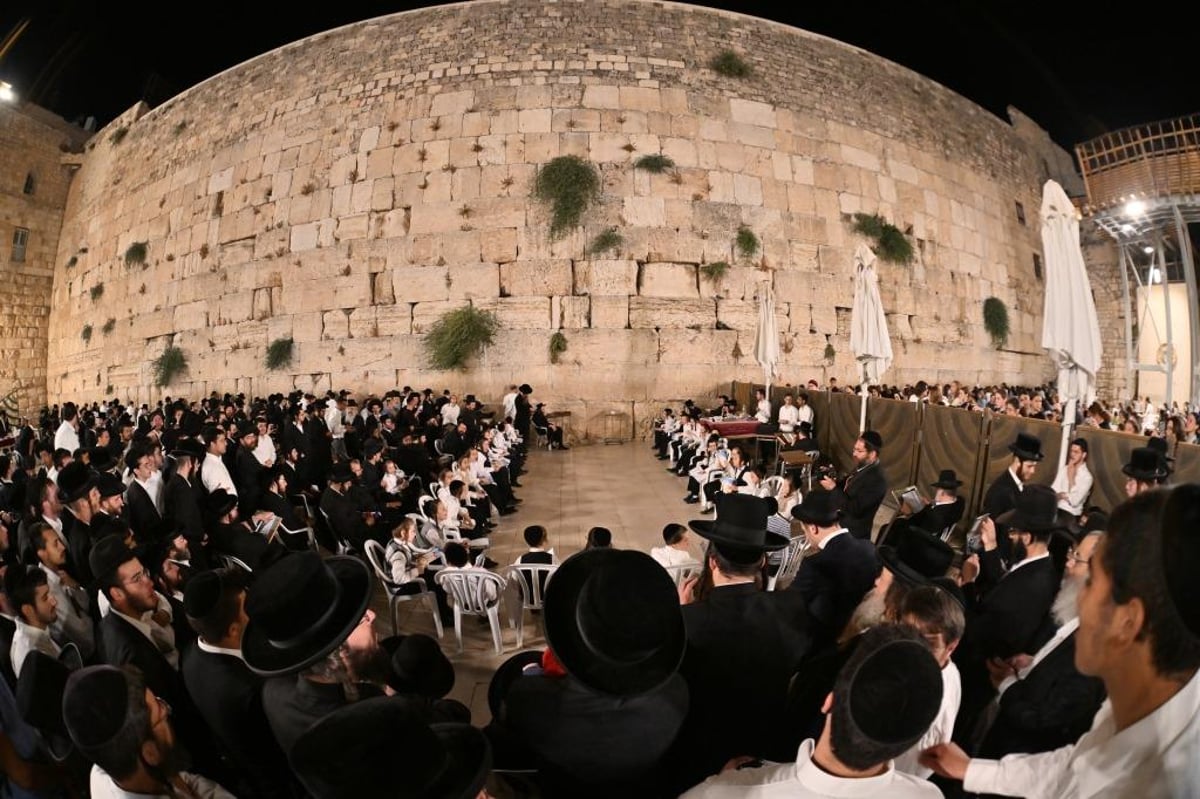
[[392, 266, 449, 303], [291, 312, 323, 343], [699, 266, 765, 301], [475, 297, 551, 330], [411, 300, 470, 333], [328, 275, 371, 310], [558, 329, 658, 367], [213, 291, 254, 325], [480, 228, 518, 264], [590, 296, 629, 329], [658, 329, 740, 365], [715, 299, 788, 333], [774, 270, 815, 308], [322, 310, 350, 341], [629, 297, 715, 329], [553, 296, 590, 329], [447, 263, 499, 300], [375, 304, 413, 336], [173, 301, 208, 331], [574, 260, 637, 296], [639, 263, 698, 298], [622, 197, 665, 227], [500, 260, 572, 297]]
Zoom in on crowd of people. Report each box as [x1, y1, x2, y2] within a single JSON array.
[[0, 373, 1195, 798]]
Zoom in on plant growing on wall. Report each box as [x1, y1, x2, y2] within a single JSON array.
[[710, 50, 752, 78], [90, 283, 104, 301], [109, 126, 129, 144], [585, 228, 623, 257], [850, 212, 915, 265], [66, 256, 77, 269], [423, 306, 499, 370], [700, 261, 730, 284], [81, 325, 92, 342], [124, 241, 148, 268], [265, 337, 295, 371], [735, 227, 760, 260], [549, 331, 568, 364], [152, 346, 188, 387], [824, 342, 836, 362], [533, 155, 600, 239], [102, 318, 115, 335], [983, 297, 1010, 349], [634, 154, 675, 173]]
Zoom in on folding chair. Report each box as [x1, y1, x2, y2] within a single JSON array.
[[435, 569, 507, 654], [502, 563, 557, 648], [363, 540, 444, 638]]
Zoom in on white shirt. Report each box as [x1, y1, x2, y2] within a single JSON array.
[[253, 434, 276, 466], [54, 420, 80, 453], [502, 391, 519, 422], [755, 399, 772, 424], [441, 402, 461, 426], [894, 660, 961, 779], [11, 620, 62, 676], [797, 404, 814, 426], [680, 738, 941, 798], [1007, 552, 1051, 576], [112, 598, 178, 670], [651, 546, 698, 569], [201, 452, 236, 496], [1051, 462, 1093, 516], [324, 405, 345, 439], [818, 529, 849, 550], [965, 668, 1200, 798], [778, 404, 800, 432], [196, 638, 246, 664], [90, 765, 236, 799]]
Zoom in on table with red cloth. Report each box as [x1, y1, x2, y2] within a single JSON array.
[[700, 418, 760, 438]]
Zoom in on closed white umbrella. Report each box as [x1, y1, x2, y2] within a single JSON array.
[[1040, 179, 1103, 471], [850, 244, 893, 433], [755, 281, 781, 401]]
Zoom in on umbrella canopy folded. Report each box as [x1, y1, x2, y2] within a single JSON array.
[[851, 244, 893, 385], [755, 281, 781, 397]]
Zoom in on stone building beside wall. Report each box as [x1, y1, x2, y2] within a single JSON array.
[[7, 0, 1098, 436]]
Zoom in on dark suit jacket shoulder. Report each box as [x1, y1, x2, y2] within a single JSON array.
[[125, 480, 162, 542], [790, 533, 878, 637], [832, 463, 887, 540], [968, 557, 1058, 660], [98, 611, 183, 707]]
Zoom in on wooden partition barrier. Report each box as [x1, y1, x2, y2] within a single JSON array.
[[978, 416, 1064, 513], [1072, 428, 1149, 513], [867, 397, 920, 492], [825, 391, 864, 477], [915, 404, 989, 518], [1172, 441, 1200, 486]]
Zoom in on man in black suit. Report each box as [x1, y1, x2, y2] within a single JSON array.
[[56, 461, 102, 585], [281, 405, 313, 489], [668, 495, 813, 790], [163, 439, 207, 561], [181, 569, 298, 799], [124, 444, 164, 542], [319, 462, 382, 553], [976, 529, 1106, 761], [819, 430, 888, 540], [954, 484, 1064, 747], [789, 491, 880, 641], [233, 421, 265, 520], [982, 432, 1043, 525], [899, 469, 966, 541]]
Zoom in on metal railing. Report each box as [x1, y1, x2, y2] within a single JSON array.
[[1076, 113, 1200, 211]]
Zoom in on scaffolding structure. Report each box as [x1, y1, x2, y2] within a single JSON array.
[[1076, 113, 1200, 408]]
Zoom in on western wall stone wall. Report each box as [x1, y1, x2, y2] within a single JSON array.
[[45, 0, 1065, 438]]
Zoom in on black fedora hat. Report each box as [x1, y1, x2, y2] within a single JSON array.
[[96, 472, 125, 500], [242, 551, 372, 677], [86, 447, 118, 473], [791, 490, 841, 527], [170, 437, 206, 460], [234, 420, 257, 440], [1008, 433, 1045, 462], [879, 528, 954, 586], [329, 462, 354, 484], [997, 484, 1069, 534], [1122, 447, 1168, 482], [55, 461, 97, 505], [691, 494, 789, 555], [16, 651, 74, 761], [931, 470, 963, 490], [1162, 484, 1200, 637], [543, 549, 685, 696], [380, 634, 455, 699], [290, 697, 490, 799], [88, 535, 135, 586], [1146, 436, 1175, 471], [205, 488, 238, 519]]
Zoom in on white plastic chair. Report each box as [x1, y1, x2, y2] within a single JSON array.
[[761, 475, 784, 497], [435, 569, 508, 654], [364, 540, 444, 638], [215, 553, 252, 574], [502, 563, 557, 648], [662, 560, 702, 587], [767, 536, 809, 591]]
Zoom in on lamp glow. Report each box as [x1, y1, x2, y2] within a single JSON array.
[[1124, 199, 1146, 217], [0, 82, 15, 103]]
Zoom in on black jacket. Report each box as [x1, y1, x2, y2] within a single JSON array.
[[828, 462, 887, 540], [98, 610, 185, 710], [125, 480, 162, 543], [669, 583, 814, 790], [789, 532, 879, 639], [163, 474, 205, 547], [966, 555, 1058, 661]]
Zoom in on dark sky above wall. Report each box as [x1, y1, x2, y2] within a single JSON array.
[[1, 0, 1195, 149]]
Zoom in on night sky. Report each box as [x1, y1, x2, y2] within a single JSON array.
[[1, 0, 1196, 150]]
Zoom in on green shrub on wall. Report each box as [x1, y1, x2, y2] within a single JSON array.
[[124, 241, 148, 268], [89, 283, 104, 301], [700, 261, 730, 284], [983, 297, 1010, 349], [549, 331, 568, 364], [265, 337, 295, 370], [585, 228, 623, 257], [81, 325, 92, 342], [152, 346, 188, 387], [423, 306, 500, 370], [735, 227, 760, 260], [850, 213, 915, 265], [533, 155, 600, 239], [633, 154, 675, 173], [710, 50, 752, 78]]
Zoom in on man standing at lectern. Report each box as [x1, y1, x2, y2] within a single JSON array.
[[819, 431, 887, 541]]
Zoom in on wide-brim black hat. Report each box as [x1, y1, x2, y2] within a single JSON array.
[[96, 472, 125, 500], [380, 634, 455, 699], [790, 490, 841, 527], [691, 494, 789, 554], [879, 528, 954, 586], [88, 535, 135, 586], [243, 552, 372, 677], [931, 470, 963, 489], [86, 447, 118, 473], [1123, 447, 1168, 481], [544, 549, 685, 697], [997, 484, 1071, 533], [290, 698, 490, 799], [16, 651, 74, 761], [1163, 484, 1200, 638], [170, 437, 206, 460], [56, 461, 97, 505], [329, 462, 355, 483], [205, 488, 238, 519], [1008, 432, 1045, 462]]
